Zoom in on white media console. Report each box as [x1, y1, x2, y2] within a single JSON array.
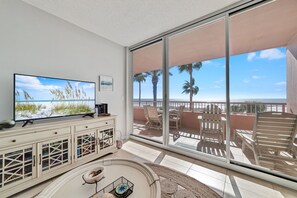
[[0, 115, 117, 197]]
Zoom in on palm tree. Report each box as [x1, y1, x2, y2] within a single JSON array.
[[146, 70, 172, 106], [182, 78, 199, 95], [146, 70, 162, 106], [133, 73, 147, 106], [178, 62, 202, 110]]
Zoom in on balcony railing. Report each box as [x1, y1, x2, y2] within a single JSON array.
[[133, 100, 287, 114]]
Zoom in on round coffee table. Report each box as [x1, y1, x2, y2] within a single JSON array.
[[37, 158, 161, 198]]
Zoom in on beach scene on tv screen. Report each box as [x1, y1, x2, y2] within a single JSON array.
[[15, 75, 95, 121]]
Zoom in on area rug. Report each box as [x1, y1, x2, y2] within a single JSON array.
[[145, 163, 222, 198]]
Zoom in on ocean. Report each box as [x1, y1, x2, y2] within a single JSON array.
[[133, 98, 287, 112], [16, 99, 95, 103], [133, 98, 286, 103]]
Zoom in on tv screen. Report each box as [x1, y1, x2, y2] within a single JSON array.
[[14, 74, 96, 122]]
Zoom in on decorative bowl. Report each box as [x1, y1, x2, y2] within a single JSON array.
[[83, 167, 104, 184], [115, 183, 129, 195]]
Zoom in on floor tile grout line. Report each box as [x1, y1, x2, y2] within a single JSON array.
[[188, 167, 227, 183], [120, 141, 297, 197]]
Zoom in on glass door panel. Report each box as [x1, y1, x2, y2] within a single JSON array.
[[0, 145, 35, 190], [38, 136, 71, 175], [98, 127, 114, 150], [168, 18, 227, 159], [132, 41, 164, 143], [229, 0, 297, 179], [75, 130, 96, 161]]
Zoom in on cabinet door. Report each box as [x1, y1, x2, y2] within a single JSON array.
[[74, 130, 96, 161], [37, 136, 71, 176], [97, 127, 114, 151], [0, 145, 36, 191]]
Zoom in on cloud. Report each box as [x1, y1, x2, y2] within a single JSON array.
[[243, 79, 251, 83], [259, 49, 285, 60], [74, 82, 81, 87], [203, 60, 212, 64], [275, 81, 286, 86], [247, 52, 256, 61], [246, 49, 285, 61], [82, 83, 95, 89], [74, 81, 94, 89], [214, 79, 224, 84], [203, 60, 224, 68], [16, 76, 60, 90], [213, 85, 221, 89], [251, 75, 264, 79]]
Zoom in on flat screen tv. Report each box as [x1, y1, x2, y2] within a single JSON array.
[[14, 73, 96, 122]]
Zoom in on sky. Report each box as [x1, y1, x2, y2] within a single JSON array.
[[133, 47, 286, 101], [15, 75, 95, 101]]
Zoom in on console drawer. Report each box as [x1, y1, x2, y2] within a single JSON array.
[[38, 126, 71, 137], [0, 127, 71, 149], [75, 119, 114, 132]]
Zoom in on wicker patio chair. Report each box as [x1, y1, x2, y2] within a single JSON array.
[[143, 105, 150, 127], [146, 106, 162, 129], [169, 105, 185, 130]]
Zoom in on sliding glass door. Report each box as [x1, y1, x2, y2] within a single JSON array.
[[132, 41, 164, 143], [229, 0, 297, 179], [130, 0, 297, 182], [167, 18, 227, 160]]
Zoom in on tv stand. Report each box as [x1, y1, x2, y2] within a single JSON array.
[[22, 120, 34, 127], [82, 113, 95, 118], [0, 116, 117, 197]]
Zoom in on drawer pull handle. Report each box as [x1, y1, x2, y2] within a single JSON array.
[[33, 155, 36, 167], [85, 126, 88, 128], [105, 122, 108, 124], [12, 139, 16, 143], [54, 132, 58, 134]]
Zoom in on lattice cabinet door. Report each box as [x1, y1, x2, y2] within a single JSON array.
[[37, 136, 71, 176], [74, 130, 96, 161], [0, 145, 36, 191], [97, 127, 114, 151]]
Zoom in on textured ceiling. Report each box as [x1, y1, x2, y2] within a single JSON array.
[[22, 0, 240, 46]]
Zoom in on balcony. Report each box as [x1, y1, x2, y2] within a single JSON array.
[[133, 100, 297, 178], [132, 0, 297, 181]]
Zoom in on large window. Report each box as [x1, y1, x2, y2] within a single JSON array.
[[229, 0, 297, 178], [167, 18, 227, 160], [130, 0, 297, 182], [132, 41, 164, 143]]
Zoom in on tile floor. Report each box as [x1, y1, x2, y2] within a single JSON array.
[[133, 121, 257, 165], [12, 140, 297, 198], [133, 121, 297, 178]]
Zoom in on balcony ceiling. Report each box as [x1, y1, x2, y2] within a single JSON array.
[[22, 0, 240, 46], [133, 0, 297, 74]]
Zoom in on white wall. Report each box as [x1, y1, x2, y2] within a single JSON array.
[[0, 0, 126, 135], [287, 34, 297, 114]]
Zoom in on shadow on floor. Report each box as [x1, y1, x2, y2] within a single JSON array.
[[196, 141, 234, 159]]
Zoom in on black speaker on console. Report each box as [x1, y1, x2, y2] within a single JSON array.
[[95, 103, 109, 116]]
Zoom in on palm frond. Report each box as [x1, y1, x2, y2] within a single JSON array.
[[192, 86, 199, 95], [178, 64, 191, 73], [181, 79, 199, 95], [192, 62, 202, 70], [133, 73, 147, 83]]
